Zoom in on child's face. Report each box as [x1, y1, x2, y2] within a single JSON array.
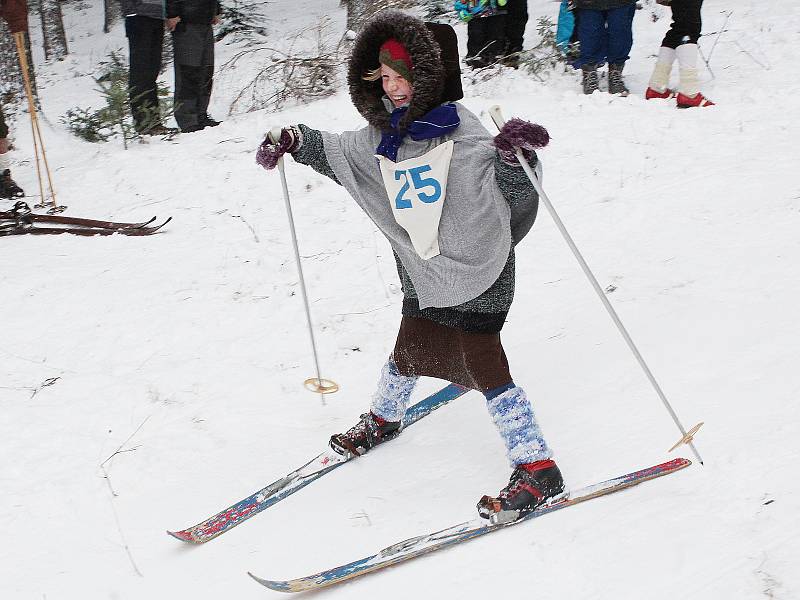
[[381, 64, 414, 108]]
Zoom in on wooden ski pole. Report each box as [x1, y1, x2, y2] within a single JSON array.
[[13, 31, 64, 214]]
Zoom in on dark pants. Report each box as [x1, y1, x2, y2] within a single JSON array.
[[125, 16, 164, 132], [172, 23, 215, 129], [662, 0, 703, 48], [574, 4, 636, 67], [467, 14, 507, 59], [0, 104, 8, 139], [504, 0, 529, 55], [174, 64, 213, 129]]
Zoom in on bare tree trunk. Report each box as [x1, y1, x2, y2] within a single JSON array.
[[341, 0, 414, 34], [0, 22, 39, 108], [103, 0, 122, 34], [40, 0, 69, 61], [341, 0, 368, 33]]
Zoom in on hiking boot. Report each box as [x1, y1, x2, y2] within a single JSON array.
[[501, 53, 521, 69], [0, 169, 24, 199], [608, 63, 629, 96], [477, 459, 565, 523], [200, 116, 221, 128], [581, 64, 599, 95], [645, 86, 675, 100], [180, 123, 206, 134], [140, 123, 179, 136], [329, 412, 402, 458], [676, 91, 715, 108], [465, 54, 492, 70]]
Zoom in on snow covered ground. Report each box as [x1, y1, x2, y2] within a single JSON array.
[[2, 0, 799, 598]]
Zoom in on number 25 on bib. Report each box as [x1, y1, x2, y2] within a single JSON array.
[[376, 141, 454, 260]]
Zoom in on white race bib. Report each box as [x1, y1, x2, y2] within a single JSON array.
[[376, 141, 454, 260]]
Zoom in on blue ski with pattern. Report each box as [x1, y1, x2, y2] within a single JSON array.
[[249, 457, 691, 592], [168, 383, 469, 544]]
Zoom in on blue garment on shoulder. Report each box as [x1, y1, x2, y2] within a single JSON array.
[[376, 103, 461, 162]]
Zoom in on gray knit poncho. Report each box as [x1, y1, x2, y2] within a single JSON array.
[[292, 103, 539, 315]]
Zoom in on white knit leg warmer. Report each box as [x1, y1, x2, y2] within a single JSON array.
[[648, 46, 676, 92], [676, 43, 700, 97]]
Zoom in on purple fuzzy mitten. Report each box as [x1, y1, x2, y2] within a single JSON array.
[[492, 118, 550, 166], [256, 127, 301, 170]]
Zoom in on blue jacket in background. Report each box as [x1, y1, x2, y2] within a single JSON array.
[[556, 0, 575, 52]]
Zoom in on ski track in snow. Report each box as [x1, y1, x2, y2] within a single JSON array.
[[1, 1, 799, 598]]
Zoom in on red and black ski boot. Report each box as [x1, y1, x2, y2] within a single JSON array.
[[329, 412, 402, 458], [477, 459, 566, 524]]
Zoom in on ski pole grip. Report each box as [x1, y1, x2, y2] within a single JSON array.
[[268, 126, 283, 144], [488, 105, 506, 131]]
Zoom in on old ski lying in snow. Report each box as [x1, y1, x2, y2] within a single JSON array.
[[168, 383, 469, 544], [0, 219, 172, 236], [0, 200, 169, 235], [249, 457, 691, 593]]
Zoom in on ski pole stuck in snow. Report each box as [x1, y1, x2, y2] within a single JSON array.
[[488, 104, 704, 465], [266, 127, 338, 403]]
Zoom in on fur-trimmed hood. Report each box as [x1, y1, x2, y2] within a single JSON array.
[[348, 11, 462, 132]]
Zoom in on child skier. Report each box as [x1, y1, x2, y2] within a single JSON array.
[[257, 12, 564, 521], [645, 0, 714, 108]]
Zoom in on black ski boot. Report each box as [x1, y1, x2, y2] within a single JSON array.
[[477, 460, 565, 524], [0, 169, 24, 199], [608, 63, 629, 96], [581, 64, 599, 95], [329, 412, 402, 458]]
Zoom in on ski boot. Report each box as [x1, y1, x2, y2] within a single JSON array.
[[477, 459, 566, 524], [581, 64, 599, 95], [329, 412, 402, 458], [0, 168, 24, 199]]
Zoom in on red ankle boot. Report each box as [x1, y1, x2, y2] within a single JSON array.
[[645, 86, 675, 100], [676, 92, 715, 108]]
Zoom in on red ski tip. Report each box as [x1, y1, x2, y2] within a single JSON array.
[[167, 529, 198, 543]]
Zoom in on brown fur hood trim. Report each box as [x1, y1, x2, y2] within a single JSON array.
[[348, 10, 446, 132]]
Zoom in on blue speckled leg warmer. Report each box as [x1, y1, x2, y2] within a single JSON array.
[[487, 386, 553, 466], [369, 357, 419, 423]]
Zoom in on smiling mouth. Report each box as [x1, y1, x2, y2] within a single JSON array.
[[391, 95, 408, 104]]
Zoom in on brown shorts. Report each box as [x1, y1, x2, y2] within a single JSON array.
[[392, 315, 512, 392]]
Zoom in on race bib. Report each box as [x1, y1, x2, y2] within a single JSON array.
[[376, 141, 454, 260]]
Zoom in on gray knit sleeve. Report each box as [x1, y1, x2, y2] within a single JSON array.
[[292, 124, 341, 185], [494, 153, 540, 244]]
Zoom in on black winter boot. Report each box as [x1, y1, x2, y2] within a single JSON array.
[[608, 63, 629, 96], [477, 459, 565, 523], [329, 412, 402, 458], [0, 169, 24, 199], [581, 64, 599, 95]]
